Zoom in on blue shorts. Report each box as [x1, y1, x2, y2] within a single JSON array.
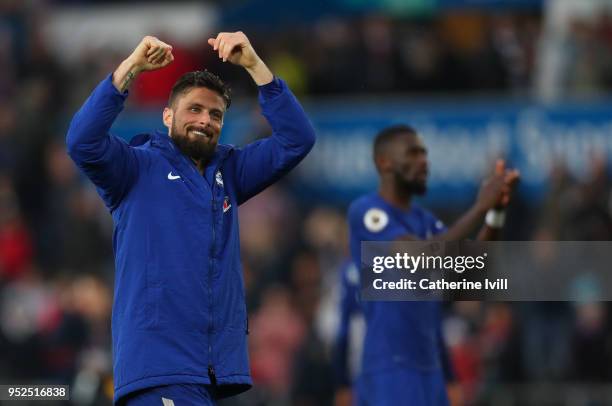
[[119, 384, 216, 406], [356, 368, 449, 406]]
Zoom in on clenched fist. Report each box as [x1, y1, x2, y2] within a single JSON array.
[[127, 36, 174, 73], [113, 36, 174, 92]]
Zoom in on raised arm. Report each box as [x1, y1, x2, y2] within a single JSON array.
[[436, 160, 520, 242], [208, 31, 316, 204], [112, 36, 174, 92], [66, 36, 174, 210], [208, 31, 273, 86]]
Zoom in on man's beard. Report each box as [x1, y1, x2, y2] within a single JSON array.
[[395, 173, 427, 195], [170, 120, 217, 162]]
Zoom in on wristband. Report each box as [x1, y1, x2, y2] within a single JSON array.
[[485, 209, 506, 228]]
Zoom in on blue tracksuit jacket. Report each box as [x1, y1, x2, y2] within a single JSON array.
[[66, 74, 315, 404]]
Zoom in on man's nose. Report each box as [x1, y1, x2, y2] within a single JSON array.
[[420, 155, 428, 165], [419, 156, 429, 171], [198, 111, 211, 126]]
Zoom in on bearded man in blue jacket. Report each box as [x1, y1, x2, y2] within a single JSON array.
[[66, 32, 315, 406]]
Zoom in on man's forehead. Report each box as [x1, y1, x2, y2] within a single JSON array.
[[395, 131, 424, 148], [176, 87, 226, 109]]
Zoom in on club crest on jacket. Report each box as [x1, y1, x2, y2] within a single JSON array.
[[215, 171, 224, 187]]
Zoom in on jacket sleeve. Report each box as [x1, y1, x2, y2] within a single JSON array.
[[66, 74, 139, 211], [332, 261, 360, 389], [231, 78, 315, 205]]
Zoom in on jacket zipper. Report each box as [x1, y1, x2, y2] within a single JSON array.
[[208, 166, 218, 387], [208, 365, 217, 386], [179, 151, 221, 385]]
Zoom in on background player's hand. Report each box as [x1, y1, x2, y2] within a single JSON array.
[[127, 36, 174, 73], [495, 160, 520, 208], [207, 31, 261, 68], [476, 159, 509, 212]]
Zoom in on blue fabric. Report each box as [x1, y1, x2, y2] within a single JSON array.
[[66, 74, 315, 405], [356, 368, 449, 406], [121, 384, 215, 406], [332, 260, 362, 388], [347, 193, 451, 405]]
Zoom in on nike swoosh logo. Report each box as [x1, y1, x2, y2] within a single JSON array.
[[167, 172, 181, 180]]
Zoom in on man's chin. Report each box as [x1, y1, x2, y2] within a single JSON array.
[[414, 186, 427, 196], [405, 181, 427, 195], [412, 177, 428, 195], [171, 135, 217, 161]]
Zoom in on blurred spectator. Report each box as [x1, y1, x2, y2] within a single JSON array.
[[0, 270, 51, 379], [240, 185, 300, 294], [38, 141, 112, 274], [0, 176, 33, 281], [249, 285, 306, 401], [0, 103, 18, 174], [571, 302, 612, 382], [290, 250, 334, 406]]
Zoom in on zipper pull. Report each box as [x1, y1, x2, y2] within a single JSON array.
[[208, 365, 217, 386]]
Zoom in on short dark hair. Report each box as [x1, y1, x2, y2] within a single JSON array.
[[373, 124, 417, 159], [168, 70, 232, 109]]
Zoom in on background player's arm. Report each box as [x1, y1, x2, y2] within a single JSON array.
[[439, 176, 502, 241], [436, 160, 519, 241], [475, 161, 520, 240], [209, 31, 316, 204], [66, 36, 174, 210]]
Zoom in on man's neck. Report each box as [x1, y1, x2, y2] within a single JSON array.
[[191, 157, 208, 175], [378, 181, 412, 210]]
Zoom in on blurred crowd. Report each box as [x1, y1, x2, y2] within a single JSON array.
[[2, 1, 612, 406], [555, 12, 612, 97]]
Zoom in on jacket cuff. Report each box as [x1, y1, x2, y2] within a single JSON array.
[[104, 73, 130, 98], [258, 77, 284, 101]]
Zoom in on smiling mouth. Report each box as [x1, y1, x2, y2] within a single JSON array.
[[189, 128, 213, 140]]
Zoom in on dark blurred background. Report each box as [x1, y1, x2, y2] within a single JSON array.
[[1, 0, 612, 405]]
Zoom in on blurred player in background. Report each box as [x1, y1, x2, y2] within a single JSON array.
[[342, 125, 519, 406], [66, 32, 315, 405]]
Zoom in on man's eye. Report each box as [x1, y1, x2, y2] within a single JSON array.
[[190, 107, 200, 113]]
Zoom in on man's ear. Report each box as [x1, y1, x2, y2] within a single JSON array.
[[162, 107, 173, 130], [375, 155, 391, 173]]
